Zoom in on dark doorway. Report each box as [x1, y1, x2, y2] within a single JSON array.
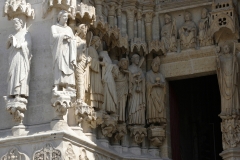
[[169, 75, 222, 160]]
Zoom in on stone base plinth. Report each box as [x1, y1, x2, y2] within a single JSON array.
[[12, 124, 28, 136], [112, 145, 122, 153], [220, 148, 240, 160], [129, 146, 141, 155], [149, 148, 160, 157]]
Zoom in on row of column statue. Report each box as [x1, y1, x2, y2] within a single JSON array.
[[48, 10, 167, 149], [161, 8, 213, 53]]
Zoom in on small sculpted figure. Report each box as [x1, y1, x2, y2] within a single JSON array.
[[115, 58, 129, 122], [75, 24, 91, 105], [161, 14, 177, 52], [146, 57, 166, 125], [128, 54, 146, 125], [50, 10, 76, 91], [99, 51, 118, 114], [179, 11, 197, 50], [198, 8, 213, 47], [216, 44, 240, 116], [7, 18, 32, 98], [87, 36, 104, 109]]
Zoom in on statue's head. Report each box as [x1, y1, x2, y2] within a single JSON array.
[[131, 54, 140, 65], [223, 44, 230, 54], [201, 8, 208, 19], [13, 18, 23, 31], [184, 11, 192, 21], [118, 58, 129, 70], [151, 57, 160, 73], [76, 24, 88, 38], [57, 10, 68, 25], [91, 36, 101, 49], [164, 14, 171, 24]]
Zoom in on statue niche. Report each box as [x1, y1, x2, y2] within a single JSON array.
[[4, 17, 32, 124], [198, 8, 213, 47], [179, 11, 197, 50], [161, 14, 177, 53], [216, 44, 240, 117]]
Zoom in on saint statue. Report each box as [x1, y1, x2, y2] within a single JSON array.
[[161, 14, 177, 53], [216, 44, 240, 116], [128, 54, 146, 125], [198, 8, 213, 47], [179, 11, 197, 50], [146, 57, 166, 125], [99, 51, 118, 114], [75, 24, 91, 105], [6, 17, 32, 98], [87, 36, 104, 109], [115, 58, 129, 122], [50, 10, 76, 91]]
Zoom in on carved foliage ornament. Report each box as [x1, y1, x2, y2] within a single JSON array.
[[1, 148, 29, 160], [33, 143, 62, 160]]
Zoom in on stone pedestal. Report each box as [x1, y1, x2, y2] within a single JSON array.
[[220, 148, 240, 160], [148, 148, 160, 157], [12, 124, 28, 136], [129, 146, 141, 156]]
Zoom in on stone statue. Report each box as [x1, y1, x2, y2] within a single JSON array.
[[179, 11, 197, 50], [50, 10, 76, 91], [75, 24, 91, 106], [87, 36, 104, 109], [161, 14, 177, 53], [216, 44, 240, 117], [198, 8, 213, 47], [99, 51, 118, 114], [146, 57, 166, 125], [4, 17, 32, 124], [115, 58, 129, 122], [128, 54, 146, 125]]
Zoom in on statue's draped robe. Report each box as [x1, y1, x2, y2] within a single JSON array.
[[179, 21, 197, 49], [146, 70, 166, 124], [101, 51, 118, 113], [50, 24, 76, 86], [115, 70, 128, 122], [217, 53, 240, 115], [88, 46, 103, 109], [128, 65, 145, 125], [76, 36, 89, 101], [161, 22, 177, 52], [7, 30, 32, 96]]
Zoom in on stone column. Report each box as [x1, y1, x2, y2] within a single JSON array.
[[144, 11, 154, 70], [136, 10, 142, 39], [94, 0, 104, 17], [125, 8, 136, 41], [117, 7, 122, 30], [107, 2, 116, 27]]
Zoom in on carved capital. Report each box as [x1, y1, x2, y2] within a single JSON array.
[[124, 7, 136, 21], [131, 37, 148, 54], [76, 2, 96, 22], [113, 123, 127, 142], [3, 0, 35, 20], [148, 40, 165, 54], [107, 2, 116, 16], [221, 118, 240, 150], [136, 10, 142, 20], [3, 96, 27, 124], [1, 148, 29, 160], [94, 0, 104, 5], [144, 12, 154, 24], [129, 125, 147, 144]]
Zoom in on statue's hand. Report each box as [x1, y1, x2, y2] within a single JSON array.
[[100, 62, 105, 66]]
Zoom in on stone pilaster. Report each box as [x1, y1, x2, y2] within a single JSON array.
[[136, 10, 142, 39]]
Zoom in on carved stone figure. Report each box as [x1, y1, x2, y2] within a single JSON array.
[[50, 10, 76, 92], [115, 58, 129, 122], [79, 148, 89, 160], [75, 24, 91, 106], [161, 14, 177, 53], [99, 51, 118, 114], [179, 11, 197, 50], [128, 54, 146, 125], [146, 57, 166, 125], [87, 36, 104, 109], [65, 143, 76, 160], [198, 8, 213, 47], [4, 17, 32, 124], [216, 44, 240, 117], [33, 144, 62, 160]]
